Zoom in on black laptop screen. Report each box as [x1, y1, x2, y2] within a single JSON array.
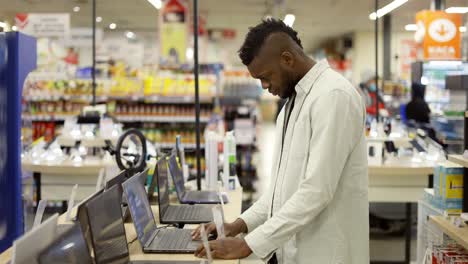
[[168, 154, 186, 197], [156, 158, 170, 216], [122, 173, 156, 246], [86, 184, 129, 264]]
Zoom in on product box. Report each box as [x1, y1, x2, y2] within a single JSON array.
[[435, 161, 463, 200]]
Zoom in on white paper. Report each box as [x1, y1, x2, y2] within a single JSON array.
[[212, 205, 225, 239], [96, 168, 105, 191], [200, 224, 213, 263], [33, 200, 47, 229], [66, 184, 78, 221]]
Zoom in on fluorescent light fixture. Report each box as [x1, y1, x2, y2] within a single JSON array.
[[428, 61, 462, 66], [73, 6, 80, 12], [96, 16, 102, 23], [147, 0, 162, 9], [11, 26, 17, 31], [0, 22, 6, 28], [446, 7, 468, 13], [405, 24, 418, 31], [369, 0, 408, 20], [126, 31, 135, 39], [109, 23, 117, 30], [460, 26, 467, 33], [283, 14, 295, 27], [186, 47, 194, 60]]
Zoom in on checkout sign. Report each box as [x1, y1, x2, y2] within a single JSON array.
[[416, 10, 462, 60]]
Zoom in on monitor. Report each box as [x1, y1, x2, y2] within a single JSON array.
[[76, 189, 104, 256], [38, 223, 92, 264], [105, 170, 128, 190], [168, 154, 186, 198], [156, 157, 170, 218]]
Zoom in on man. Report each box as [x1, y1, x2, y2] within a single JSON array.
[[192, 18, 369, 263]]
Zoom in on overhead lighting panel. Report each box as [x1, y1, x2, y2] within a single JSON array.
[[446, 7, 468, 14], [283, 14, 295, 27], [147, 0, 162, 9], [369, 0, 409, 20]]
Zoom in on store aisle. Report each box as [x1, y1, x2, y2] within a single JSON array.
[[253, 121, 276, 201]]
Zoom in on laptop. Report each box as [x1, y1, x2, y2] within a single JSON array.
[[11, 213, 59, 264], [157, 157, 213, 224], [122, 172, 200, 253], [38, 223, 92, 264], [76, 189, 105, 256], [168, 154, 228, 204], [86, 184, 130, 263]]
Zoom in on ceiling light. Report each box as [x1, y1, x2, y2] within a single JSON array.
[[446, 7, 468, 13], [73, 6, 80, 12], [11, 26, 17, 31], [0, 22, 6, 28], [405, 24, 418, 31], [109, 23, 117, 30], [369, 0, 408, 20], [460, 26, 467, 33], [96, 16, 102, 23], [126, 31, 135, 39], [147, 0, 162, 9], [283, 14, 295, 27]]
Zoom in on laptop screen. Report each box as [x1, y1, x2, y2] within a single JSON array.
[[86, 184, 129, 264], [168, 154, 186, 197], [156, 157, 170, 217], [122, 172, 157, 246], [76, 189, 104, 256], [105, 170, 128, 190], [38, 223, 92, 264]]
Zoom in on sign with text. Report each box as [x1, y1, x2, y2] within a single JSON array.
[[416, 10, 462, 60], [15, 13, 70, 38], [160, 0, 188, 64]]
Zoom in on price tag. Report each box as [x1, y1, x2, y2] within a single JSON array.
[[33, 200, 47, 229], [66, 184, 78, 221], [200, 224, 213, 263], [212, 205, 225, 239]]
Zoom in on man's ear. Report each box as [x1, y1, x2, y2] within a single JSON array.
[[280, 51, 294, 68]]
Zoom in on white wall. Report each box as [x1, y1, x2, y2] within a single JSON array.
[[352, 31, 415, 85]]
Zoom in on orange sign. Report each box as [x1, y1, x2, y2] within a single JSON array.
[[416, 10, 462, 60]]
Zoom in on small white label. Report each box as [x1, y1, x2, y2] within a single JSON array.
[[200, 224, 213, 263], [33, 200, 48, 229], [212, 205, 225, 239], [66, 184, 78, 221]]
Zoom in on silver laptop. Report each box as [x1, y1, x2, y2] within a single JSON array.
[[122, 171, 200, 253], [168, 154, 228, 204], [11, 213, 58, 264], [157, 157, 213, 224]]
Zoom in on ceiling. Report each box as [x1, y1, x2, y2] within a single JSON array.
[[0, 0, 467, 50]]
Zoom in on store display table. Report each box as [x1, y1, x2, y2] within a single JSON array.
[[0, 188, 243, 264], [368, 162, 434, 264], [430, 216, 468, 250]]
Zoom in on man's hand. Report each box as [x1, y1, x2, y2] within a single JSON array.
[[191, 218, 248, 240], [194, 237, 252, 259]]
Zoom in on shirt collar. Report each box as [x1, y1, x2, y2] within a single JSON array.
[[295, 59, 330, 95]]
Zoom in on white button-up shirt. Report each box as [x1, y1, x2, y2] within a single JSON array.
[[240, 60, 369, 264]]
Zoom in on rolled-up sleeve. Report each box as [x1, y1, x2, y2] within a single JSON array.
[[244, 90, 364, 259]]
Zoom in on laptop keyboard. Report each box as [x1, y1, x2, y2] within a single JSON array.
[[151, 229, 192, 250], [167, 205, 202, 220]]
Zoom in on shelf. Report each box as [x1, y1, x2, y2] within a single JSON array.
[[430, 216, 468, 249], [155, 143, 205, 149], [116, 115, 210, 123], [22, 114, 74, 122], [23, 95, 214, 104], [448, 155, 468, 167]]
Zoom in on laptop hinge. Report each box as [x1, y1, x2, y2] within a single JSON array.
[[144, 228, 159, 248]]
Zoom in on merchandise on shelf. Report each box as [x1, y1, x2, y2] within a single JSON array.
[[141, 124, 206, 146], [431, 243, 468, 264], [143, 73, 217, 97], [222, 70, 262, 99], [113, 103, 212, 119], [426, 161, 464, 214]]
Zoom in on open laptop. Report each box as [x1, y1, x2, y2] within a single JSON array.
[[122, 172, 200, 253], [168, 154, 228, 204], [11, 213, 59, 264], [38, 223, 92, 264], [76, 189, 104, 256], [157, 157, 213, 224]]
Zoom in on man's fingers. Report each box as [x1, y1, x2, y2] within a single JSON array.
[[194, 244, 204, 255], [191, 226, 201, 239], [195, 246, 206, 258], [206, 223, 217, 234]]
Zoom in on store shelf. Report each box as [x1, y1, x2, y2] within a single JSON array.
[[430, 216, 468, 249], [22, 114, 74, 122], [155, 143, 205, 149], [24, 95, 214, 104], [448, 155, 468, 167], [116, 115, 210, 123]]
